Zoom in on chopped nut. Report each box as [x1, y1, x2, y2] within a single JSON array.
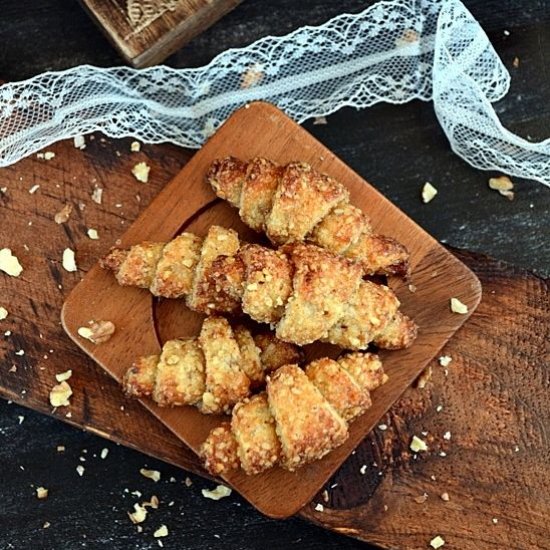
[[130, 141, 141, 152], [55, 370, 72, 382], [0, 306, 7, 320], [416, 365, 432, 389], [240, 63, 264, 89], [488, 175, 513, 191], [438, 355, 452, 367], [430, 535, 445, 549], [49, 381, 73, 407], [29, 184, 40, 194], [408, 284, 417, 293], [140, 468, 161, 482], [314, 503, 324, 512], [91, 186, 103, 204], [443, 431, 452, 440], [436, 404, 443, 413], [450, 297, 468, 314], [0, 248, 23, 277], [313, 116, 327, 125], [87, 228, 99, 240], [77, 320, 115, 344], [492, 518, 498, 524], [153, 525, 169, 538], [36, 487, 49, 499], [360, 464, 367, 475], [62, 248, 78, 272], [421, 182, 438, 203], [57, 445, 65, 452], [410, 435, 428, 453], [440, 492, 450, 501], [100, 448, 109, 459], [201, 484, 232, 500], [73, 135, 86, 150], [143, 495, 159, 509], [44, 151, 55, 161], [132, 162, 150, 183], [76, 465, 85, 477], [43, 522, 50, 529], [378, 424, 388, 431], [128, 503, 148, 524], [512, 56, 520, 68], [414, 493, 428, 503], [54, 204, 73, 224]]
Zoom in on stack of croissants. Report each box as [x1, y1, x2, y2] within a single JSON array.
[[102, 157, 418, 476]]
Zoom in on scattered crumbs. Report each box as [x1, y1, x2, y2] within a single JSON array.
[[130, 141, 141, 152], [450, 297, 468, 314], [512, 56, 520, 68], [360, 464, 367, 475], [49, 381, 73, 407], [140, 468, 161, 482], [100, 448, 109, 460], [0, 248, 23, 277], [128, 503, 148, 524], [184, 477, 192, 487], [54, 203, 73, 224], [378, 424, 388, 431], [73, 135, 86, 150], [62, 248, 78, 272], [57, 445, 65, 452], [28, 184, 40, 194], [201, 485, 231, 501], [441, 492, 450, 502], [314, 503, 324, 512], [18, 415, 24, 424], [43, 521, 51, 529], [153, 525, 169, 538], [0, 307, 7, 320], [492, 518, 499, 524], [443, 431, 452, 440], [55, 370, 72, 382], [410, 435, 428, 453], [436, 404, 443, 413], [439, 355, 452, 367], [76, 465, 85, 477], [132, 162, 150, 183], [414, 493, 428, 504], [421, 182, 438, 203], [313, 116, 327, 125], [430, 535, 445, 549], [91, 186, 103, 205], [44, 151, 55, 160], [36, 487, 49, 499]]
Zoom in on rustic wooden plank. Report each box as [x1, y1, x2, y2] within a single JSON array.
[[79, 0, 243, 67]]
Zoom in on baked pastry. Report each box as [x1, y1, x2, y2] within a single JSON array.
[[201, 352, 387, 475], [101, 226, 417, 349], [123, 316, 302, 414], [206, 157, 409, 277]]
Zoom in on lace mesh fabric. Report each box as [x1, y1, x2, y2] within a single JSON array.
[[0, 0, 548, 186]]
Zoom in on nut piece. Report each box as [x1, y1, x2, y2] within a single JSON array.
[[450, 297, 468, 314], [55, 370, 72, 382], [140, 468, 161, 482], [488, 175, 513, 191], [130, 141, 141, 152], [440, 492, 450, 501], [416, 365, 432, 389], [314, 503, 324, 512], [87, 228, 99, 240], [421, 182, 438, 203], [430, 535, 445, 549], [36, 487, 49, 499], [0, 306, 7, 320], [54, 204, 73, 224], [44, 151, 55, 160], [201, 484, 232, 500], [153, 525, 169, 538], [73, 135, 86, 150], [76, 465, 85, 476], [91, 186, 103, 204], [128, 503, 147, 524], [0, 248, 23, 277], [438, 355, 452, 367], [62, 248, 78, 272], [77, 320, 115, 344], [100, 448, 109, 459], [132, 162, 150, 183], [49, 381, 73, 407], [410, 435, 428, 453]]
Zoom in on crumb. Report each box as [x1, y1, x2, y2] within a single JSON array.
[[439, 451, 447, 457], [503, 30, 510, 36], [0, 248, 23, 277], [430, 535, 445, 548], [313, 116, 327, 125], [73, 135, 86, 150], [322, 490, 329, 503], [184, 477, 192, 487], [43, 522, 50, 529], [132, 162, 150, 183], [443, 431, 451, 440], [314, 503, 324, 512], [417, 365, 432, 389], [201, 485, 231, 500], [143, 495, 159, 509], [450, 297, 468, 314], [512, 56, 520, 68], [57, 445, 65, 452], [492, 518, 498, 524], [55, 370, 72, 382], [9, 365, 17, 372], [28, 184, 40, 194], [438, 355, 452, 367], [77, 320, 115, 344], [140, 468, 161, 482], [430, 475, 437, 481], [130, 141, 141, 152], [36, 487, 49, 499], [378, 424, 388, 431], [100, 448, 109, 459], [360, 464, 367, 475], [128, 503, 147, 524], [153, 525, 169, 538], [499, 190, 514, 201], [408, 284, 417, 293], [91, 186, 103, 204], [62, 248, 78, 272], [414, 493, 428, 504], [66, 411, 72, 418], [0, 307, 7, 320], [87, 228, 99, 240], [76, 465, 85, 477], [18, 415, 24, 424], [436, 404, 443, 412], [410, 435, 428, 453], [5, 330, 12, 336], [440, 492, 450, 501], [422, 182, 438, 203], [49, 381, 73, 407], [54, 204, 73, 224]]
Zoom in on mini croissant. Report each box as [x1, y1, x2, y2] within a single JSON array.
[[123, 316, 302, 414], [101, 226, 417, 350], [206, 157, 409, 277], [201, 353, 387, 475]]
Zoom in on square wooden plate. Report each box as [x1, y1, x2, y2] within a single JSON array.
[[61, 102, 481, 518]]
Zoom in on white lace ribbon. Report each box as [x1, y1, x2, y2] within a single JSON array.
[[0, 0, 548, 186]]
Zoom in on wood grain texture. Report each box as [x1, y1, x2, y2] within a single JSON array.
[[80, 0, 243, 67], [60, 102, 480, 518], [0, 113, 547, 548]]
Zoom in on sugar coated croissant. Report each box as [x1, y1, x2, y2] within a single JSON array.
[[206, 156, 409, 277], [201, 352, 387, 475], [123, 316, 302, 414], [101, 226, 417, 350]]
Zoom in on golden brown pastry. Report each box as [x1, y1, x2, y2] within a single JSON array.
[[206, 157, 409, 277], [101, 226, 417, 350], [201, 352, 387, 475], [123, 316, 302, 414]]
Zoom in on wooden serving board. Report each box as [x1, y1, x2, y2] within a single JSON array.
[[80, 0, 243, 67], [0, 117, 547, 548], [60, 102, 480, 518]]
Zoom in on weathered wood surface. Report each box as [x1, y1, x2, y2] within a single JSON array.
[[80, 0, 243, 67], [0, 127, 548, 547]]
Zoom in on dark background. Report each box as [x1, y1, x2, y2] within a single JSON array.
[[0, 1, 548, 549]]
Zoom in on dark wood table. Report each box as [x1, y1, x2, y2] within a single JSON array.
[[0, 1, 548, 549]]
